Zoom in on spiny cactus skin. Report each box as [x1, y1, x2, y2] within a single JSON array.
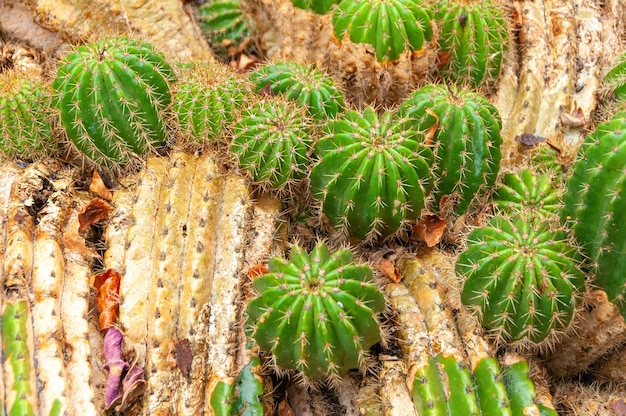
[[457, 215, 585, 344], [250, 62, 344, 120], [561, 111, 626, 319], [332, 0, 434, 62], [198, 0, 251, 55], [399, 84, 502, 215], [174, 63, 250, 145], [309, 107, 434, 241], [0, 73, 55, 160], [246, 241, 385, 380], [604, 52, 626, 102], [52, 37, 175, 167], [209, 357, 264, 416], [230, 98, 312, 190], [493, 169, 562, 220], [501, 357, 559, 416], [434, 0, 508, 88], [291, 0, 339, 14]]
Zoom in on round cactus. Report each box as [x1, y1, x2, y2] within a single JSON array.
[[173, 63, 251, 145], [197, 0, 251, 55], [457, 214, 585, 344], [604, 52, 626, 102], [291, 0, 339, 14], [250, 61, 344, 120], [493, 169, 562, 220], [561, 111, 626, 319], [230, 98, 312, 190], [399, 84, 502, 215], [52, 37, 175, 167], [0, 71, 56, 160], [332, 0, 433, 62], [246, 241, 385, 380], [309, 107, 434, 241], [434, 0, 509, 88]]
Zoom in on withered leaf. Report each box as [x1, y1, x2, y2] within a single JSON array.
[[78, 198, 112, 234], [89, 168, 113, 201], [436, 51, 452, 68], [413, 214, 447, 247], [248, 263, 269, 278], [375, 258, 402, 283], [516, 133, 545, 147], [171, 339, 194, 379], [93, 269, 121, 331], [277, 398, 296, 416]]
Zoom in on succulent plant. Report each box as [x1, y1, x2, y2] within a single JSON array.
[[561, 111, 626, 319], [173, 63, 250, 145], [604, 52, 626, 102], [246, 241, 385, 380], [493, 169, 562, 220], [433, 0, 509, 88], [399, 84, 502, 215], [457, 214, 585, 344], [291, 0, 339, 14], [250, 61, 344, 119], [0, 72, 56, 160], [52, 36, 175, 167], [197, 0, 251, 55], [309, 107, 434, 241], [230, 97, 312, 190], [332, 0, 434, 62]]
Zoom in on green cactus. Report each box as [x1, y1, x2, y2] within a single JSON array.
[[198, 0, 251, 55], [399, 84, 502, 215], [173, 63, 250, 145], [561, 111, 626, 319], [309, 107, 434, 241], [434, 0, 508, 88], [208, 357, 264, 416], [250, 62, 344, 120], [604, 52, 626, 102], [457, 214, 585, 344], [332, 0, 433, 62], [0, 72, 56, 160], [52, 36, 175, 167], [246, 241, 385, 380], [493, 169, 562, 220], [230, 97, 312, 190], [291, 0, 339, 14]]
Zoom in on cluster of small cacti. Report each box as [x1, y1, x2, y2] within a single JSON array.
[[246, 241, 386, 380]]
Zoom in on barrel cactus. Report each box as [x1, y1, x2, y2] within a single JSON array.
[[399, 84, 502, 215], [197, 0, 251, 55], [457, 214, 585, 344], [250, 61, 344, 119], [52, 37, 175, 167], [309, 107, 434, 241], [604, 52, 626, 102], [0, 72, 55, 160], [291, 0, 339, 14], [332, 0, 434, 62], [230, 97, 312, 190], [433, 0, 509, 88], [246, 241, 386, 380], [561, 111, 626, 319], [493, 169, 562, 220]]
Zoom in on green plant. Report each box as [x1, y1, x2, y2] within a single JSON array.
[[52, 37, 175, 167], [246, 241, 385, 380], [197, 0, 251, 55], [309, 107, 434, 241], [399, 84, 502, 215], [493, 169, 562, 219], [604, 52, 626, 102], [332, 0, 433, 62], [457, 214, 585, 344], [561, 111, 626, 319], [173, 63, 250, 145], [250, 61, 344, 119], [0, 72, 56, 160], [290, 0, 339, 14], [433, 0, 508, 88], [230, 97, 312, 190]]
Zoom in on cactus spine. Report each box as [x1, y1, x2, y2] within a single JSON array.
[[52, 37, 175, 167], [246, 241, 385, 380]]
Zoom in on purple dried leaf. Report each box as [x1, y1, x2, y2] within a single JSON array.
[[118, 365, 146, 412], [104, 327, 129, 409]]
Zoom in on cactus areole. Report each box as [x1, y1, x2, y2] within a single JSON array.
[[52, 37, 175, 167], [246, 242, 385, 380]]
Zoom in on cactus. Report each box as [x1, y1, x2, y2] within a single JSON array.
[[604, 52, 626, 102], [230, 97, 312, 190], [173, 63, 251, 145], [399, 84, 502, 215], [457, 214, 585, 344], [332, 0, 434, 62], [433, 0, 509, 88], [246, 241, 385, 380], [493, 169, 562, 220], [561, 111, 626, 319], [291, 0, 339, 14], [250, 61, 344, 119], [198, 0, 251, 56], [309, 107, 434, 241], [52, 36, 175, 167], [0, 71, 56, 160]]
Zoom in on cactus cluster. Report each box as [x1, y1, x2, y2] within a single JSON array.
[[52, 36, 175, 167], [246, 241, 385, 380], [310, 107, 434, 241], [197, 0, 251, 56]]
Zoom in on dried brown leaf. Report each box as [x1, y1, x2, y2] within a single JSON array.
[[413, 214, 446, 247], [278, 398, 296, 416], [93, 269, 121, 331], [248, 263, 269, 278], [171, 339, 194, 379], [78, 198, 112, 234], [375, 258, 402, 283], [89, 168, 113, 201]]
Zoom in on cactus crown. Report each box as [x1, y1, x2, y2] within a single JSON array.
[[246, 241, 385, 380], [52, 36, 175, 167]]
